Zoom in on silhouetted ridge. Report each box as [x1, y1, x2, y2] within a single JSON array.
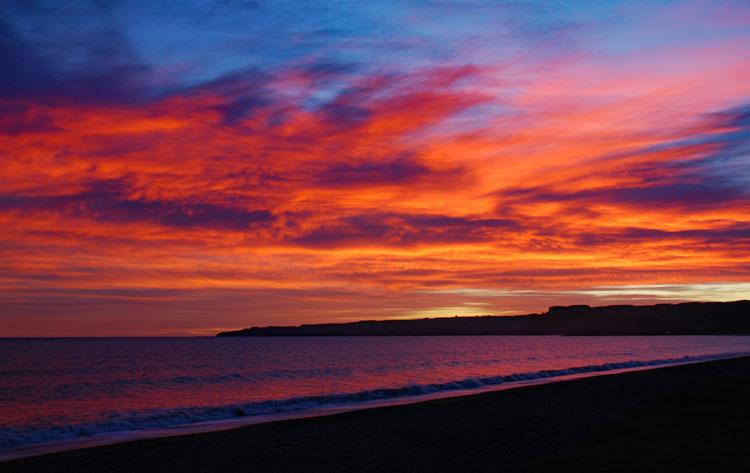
[[216, 300, 750, 336]]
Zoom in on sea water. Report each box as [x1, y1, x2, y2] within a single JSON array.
[[1, 336, 749, 458]]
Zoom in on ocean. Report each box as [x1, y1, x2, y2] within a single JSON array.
[[1, 336, 749, 459]]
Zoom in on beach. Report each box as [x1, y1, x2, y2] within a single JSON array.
[[3, 356, 748, 473]]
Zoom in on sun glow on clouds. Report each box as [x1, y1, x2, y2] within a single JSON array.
[[1, 0, 749, 335]]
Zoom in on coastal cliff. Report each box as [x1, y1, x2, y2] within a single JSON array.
[[217, 300, 750, 337]]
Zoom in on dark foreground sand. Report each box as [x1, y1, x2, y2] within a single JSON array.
[[3, 357, 749, 473]]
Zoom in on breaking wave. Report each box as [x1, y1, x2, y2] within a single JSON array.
[[1, 351, 747, 452]]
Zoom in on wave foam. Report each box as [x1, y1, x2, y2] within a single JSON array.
[[1, 351, 747, 451]]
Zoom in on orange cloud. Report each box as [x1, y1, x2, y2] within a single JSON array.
[[1, 44, 749, 335]]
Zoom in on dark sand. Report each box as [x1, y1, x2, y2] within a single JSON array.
[[3, 357, 749, 473]]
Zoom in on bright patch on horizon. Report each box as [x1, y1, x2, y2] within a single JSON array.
[[578, 283, 750, 301]]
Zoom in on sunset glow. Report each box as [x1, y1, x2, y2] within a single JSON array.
[[1, 1, 749, 335]]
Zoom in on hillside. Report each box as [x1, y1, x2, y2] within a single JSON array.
[[217, 300, 750, 336]]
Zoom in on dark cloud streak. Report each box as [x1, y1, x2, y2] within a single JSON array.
[[0, 178, 274, 230]]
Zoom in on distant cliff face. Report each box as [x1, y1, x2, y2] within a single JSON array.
[[217, 300, 750, 337], [547, 305, 591, 313]]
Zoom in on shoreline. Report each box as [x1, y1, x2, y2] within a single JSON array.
[[2, 351, 747, 463], [3, 355, 749, 472]]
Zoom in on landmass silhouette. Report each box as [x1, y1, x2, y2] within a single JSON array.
[[217, 300, 750, 336]]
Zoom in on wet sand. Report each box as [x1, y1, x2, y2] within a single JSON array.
[[3, 356, 749, 473]]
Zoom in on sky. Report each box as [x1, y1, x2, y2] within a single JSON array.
[[1, 0, 749, 336]]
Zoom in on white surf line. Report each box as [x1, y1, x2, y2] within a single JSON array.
[[1, 351, 748, 463]]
